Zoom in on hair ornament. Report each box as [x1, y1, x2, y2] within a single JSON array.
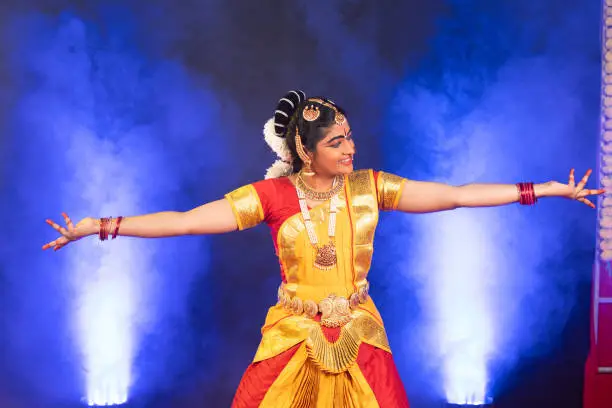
[[305, 98, 345, 126], [302, 105, 320, 122], [334, 111, 346, 126]]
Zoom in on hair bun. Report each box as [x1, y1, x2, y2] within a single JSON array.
[[273, 90, 306, 137]]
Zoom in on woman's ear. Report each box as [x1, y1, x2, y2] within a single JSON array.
[[307, 149, 315, 162]]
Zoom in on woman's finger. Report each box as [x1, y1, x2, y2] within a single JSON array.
[[42, 240, 57, 250], [45, 219, 71, 238], [42, 235, 70, 251], [579, 188, 606, 197], [569, 168, 576, 186], [576, 188, 605, 198], [578, 197, 595, 208], [46, 219, 64, 233], [576, 169, 592, 190], [62, 212, 74, 230], [59, 240, 70, 251]]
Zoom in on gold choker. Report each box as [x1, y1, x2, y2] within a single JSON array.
[[296, 175, 344, 201]]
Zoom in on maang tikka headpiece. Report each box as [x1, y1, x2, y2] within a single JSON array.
[[302, 99, 346, 126]]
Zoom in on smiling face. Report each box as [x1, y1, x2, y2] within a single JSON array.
[[309, 120, 356, 177]]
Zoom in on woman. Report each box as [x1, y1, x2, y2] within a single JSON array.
[[43, 90, 603, 407]]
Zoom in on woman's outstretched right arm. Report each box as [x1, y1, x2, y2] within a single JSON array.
[[118, 198, 238, 237], [43, 198, 238, 251]]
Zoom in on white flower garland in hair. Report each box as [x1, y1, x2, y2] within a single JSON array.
[[263, 118, 292, 162], [265, 159, 293, 179], [263, 117, 294, 179]]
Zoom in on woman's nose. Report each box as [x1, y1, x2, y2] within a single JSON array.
[[344, 141, 356, 155]]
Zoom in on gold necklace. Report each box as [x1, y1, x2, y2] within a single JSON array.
[[296, 180, 339, 271], [296, 174, 344, 201]]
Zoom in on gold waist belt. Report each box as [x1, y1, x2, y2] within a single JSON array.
[[277, 283, 370, 328]]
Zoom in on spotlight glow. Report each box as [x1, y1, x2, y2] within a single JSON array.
[[418, 210, 495, 405], [66, 129, 152, 406], [78, 249, 134, 406]]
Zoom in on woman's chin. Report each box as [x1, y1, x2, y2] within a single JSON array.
[[336, 164, 354, 174]]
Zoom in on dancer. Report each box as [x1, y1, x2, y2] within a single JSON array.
[[43, 90, 603, 407]]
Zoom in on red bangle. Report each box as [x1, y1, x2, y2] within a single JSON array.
[[99, 217, 109, 241], [518, 183, 528, 205], [517, 182, 537, 205], [112, 216, 123, 239], [104, 218, 110, 241]]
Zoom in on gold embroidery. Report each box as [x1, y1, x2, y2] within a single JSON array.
[[305, 314, 390, 373], [253, 303, 390, 363], [346, 170, 379, 286], [353, 313, 390, 349], [225, 184, 264, 230], [252, 170, 392, 365], [257, 342, 381, 408], [277, 188, 348, 292], [306, 324, 360, 374], [377, 171, 407, 211]]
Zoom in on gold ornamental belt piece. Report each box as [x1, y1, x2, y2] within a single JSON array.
[[277, 283, 370, 328]]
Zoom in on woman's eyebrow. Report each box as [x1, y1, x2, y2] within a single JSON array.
[[326, 130, 352, 144], [326, 135, 345, 144]]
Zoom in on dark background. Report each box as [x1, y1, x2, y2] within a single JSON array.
[[0, 0, 601, 407]]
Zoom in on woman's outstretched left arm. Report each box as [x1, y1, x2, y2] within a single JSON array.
[[396, 169, 605, 214]]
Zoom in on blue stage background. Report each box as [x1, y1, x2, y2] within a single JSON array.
[[0, 1, 600, 407]]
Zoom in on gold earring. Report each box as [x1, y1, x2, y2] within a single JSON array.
[[301, 160, 315, 177], [295, 132, 315, 176]]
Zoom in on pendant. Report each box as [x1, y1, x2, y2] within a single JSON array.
[[314, 242, 337, 270]]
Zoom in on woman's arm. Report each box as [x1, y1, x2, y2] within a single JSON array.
[[396, 169, 603, 214], [114, 198, 238, 237], [396, 180, 553, 213], [43, 198, 238, 251]]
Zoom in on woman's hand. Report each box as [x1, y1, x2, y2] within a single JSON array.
[[544, 169, 605, 208], [43, 213, 99, 251]]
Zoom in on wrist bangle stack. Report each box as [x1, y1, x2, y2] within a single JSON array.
[[99, 216, 124, 241], [516, 182, 537, 205]]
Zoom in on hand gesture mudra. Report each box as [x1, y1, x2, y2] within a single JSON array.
[[547, 169, 605, 208], [42, 213, 98, 251]]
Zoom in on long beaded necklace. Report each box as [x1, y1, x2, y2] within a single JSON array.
[[296, 175, 344, 270]]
